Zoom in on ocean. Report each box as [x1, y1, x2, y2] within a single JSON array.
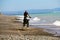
[[30, 13, 60, 36], [13, 12, 60, 24], [3, 12, 60, 36]]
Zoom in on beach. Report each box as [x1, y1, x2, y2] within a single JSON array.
[[0, 14, 60, 40]]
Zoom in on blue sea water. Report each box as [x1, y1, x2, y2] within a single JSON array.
[[29, 12, 60, 24]]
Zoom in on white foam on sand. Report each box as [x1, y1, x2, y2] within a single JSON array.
[[16, 16, 41, 23], [29, 17, 40, 23], [15, 15, 24, 22], [32, 17, 40, 21], [53, 20, 60, 26]]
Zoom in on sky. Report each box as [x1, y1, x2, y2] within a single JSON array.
[[0, 0, 60, 11]]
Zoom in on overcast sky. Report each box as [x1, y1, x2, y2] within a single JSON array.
[[0, 0, 60, 11]]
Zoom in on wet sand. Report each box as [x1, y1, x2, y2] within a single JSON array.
[[0, 15, 60, 40]]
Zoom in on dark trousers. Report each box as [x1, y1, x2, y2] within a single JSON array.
[[23, 19, 29, 27]]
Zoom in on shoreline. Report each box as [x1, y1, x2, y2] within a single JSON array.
[[0, 15, 60, 40]]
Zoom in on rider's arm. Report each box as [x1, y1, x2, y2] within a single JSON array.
[[28, 14, 31, 18]]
